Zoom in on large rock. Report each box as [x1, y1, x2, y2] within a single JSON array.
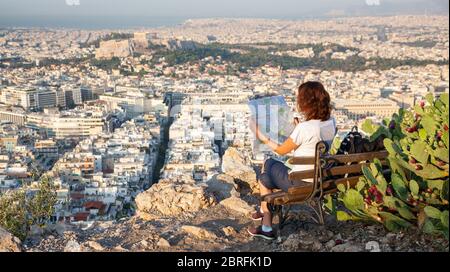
[[220, 197, 254, 215], [206, 174, 240, 201], [95, 39, 134, 59], [0, 227, 21, 252], [135, 175, 216, 219], [221, 148, 258, 193]]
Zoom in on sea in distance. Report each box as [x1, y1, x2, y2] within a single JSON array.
[[0, 15, 336, 30], [1, 11, 439, 30], [0, 15, 189, 30]]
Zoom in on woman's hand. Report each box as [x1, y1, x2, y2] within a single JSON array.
[[249, 119, 268, 143], [249, 118, 299, 155]]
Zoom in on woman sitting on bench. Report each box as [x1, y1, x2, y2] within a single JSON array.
[[248, 81, 336, 240]]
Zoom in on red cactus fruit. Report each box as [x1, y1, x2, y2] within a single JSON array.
[[406, 126, 418, 133], [375, 195, 383, 204]]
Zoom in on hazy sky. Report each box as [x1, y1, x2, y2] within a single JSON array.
[[0, 0, 448, 17]]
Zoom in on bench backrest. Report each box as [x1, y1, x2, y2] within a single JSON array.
[[287, 150, 389, 180], [286, 141, 389, 197]]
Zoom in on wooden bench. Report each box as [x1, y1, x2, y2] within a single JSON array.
[[262, 141, 389, 232]]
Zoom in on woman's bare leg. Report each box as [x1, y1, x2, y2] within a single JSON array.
[[259, 180, 273, 228]]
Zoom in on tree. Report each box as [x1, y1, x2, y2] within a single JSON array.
[[0, 176, 57, 240]]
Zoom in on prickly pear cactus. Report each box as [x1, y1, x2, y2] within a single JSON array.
[[333, 93, 449, 239]]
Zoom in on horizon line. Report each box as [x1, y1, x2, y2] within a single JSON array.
[[0, 13, 448, 31]]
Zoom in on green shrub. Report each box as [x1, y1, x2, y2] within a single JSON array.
[[333, 93, 449, 239], [0, 176, 57, 240]]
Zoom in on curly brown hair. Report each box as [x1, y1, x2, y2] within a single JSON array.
[[297, 81, 332, 121]]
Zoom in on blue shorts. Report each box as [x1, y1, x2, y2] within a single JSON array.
[[259, 158, 308, 192]]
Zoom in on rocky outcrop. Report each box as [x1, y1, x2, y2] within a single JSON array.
[[95, 39, 134, 59], [21, 206, 450, 252], [135, 175, 216, 219], [221, 147, 258, 193], [0, 227, 22, 252]]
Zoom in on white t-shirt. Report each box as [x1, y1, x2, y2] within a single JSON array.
[[288, 117, 337, 180]]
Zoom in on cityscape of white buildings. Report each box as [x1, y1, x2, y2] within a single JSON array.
[[0, 15, 448, 225], [47, 115, 161, 222]]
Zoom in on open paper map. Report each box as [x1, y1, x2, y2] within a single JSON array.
[[248, 95, 296, 146]]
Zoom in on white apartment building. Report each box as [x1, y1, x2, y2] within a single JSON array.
[[0, 86, 93, 110], [26, 107, 109, 139], [99, 87, 167, 119], [0, 86, 60, 110], [333, 98, 400, 121]]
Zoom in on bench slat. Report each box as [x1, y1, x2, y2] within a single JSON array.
[[288, 170, 315, 180], [287, 176, 361, 195], [287, 157, 315, 165], [276, 193, 310, 205], [323, 150, 389, 164], [325, 176, 362, 191], [322, 163, 370, 177], [288, 160, 387, 181], [288, 150, 388, 166], [269, 176, 363, 205]]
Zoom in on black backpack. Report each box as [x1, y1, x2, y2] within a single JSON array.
[[326, 126, 386, 180], [337, 126, 386, 155]]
